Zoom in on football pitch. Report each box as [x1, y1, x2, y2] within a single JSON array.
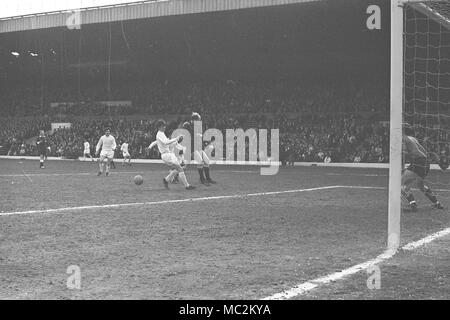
[[0, 159, 449, 299]]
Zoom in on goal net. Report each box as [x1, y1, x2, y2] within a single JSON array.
[[404, 1, 450, 171], [390, 0, 450, 250]]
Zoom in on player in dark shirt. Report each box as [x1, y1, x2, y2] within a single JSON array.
[[402, 125, 443, 210], [183, 112, 216, 186], [36, 130, 50, 169]]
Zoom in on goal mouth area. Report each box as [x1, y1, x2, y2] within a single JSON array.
[[389, 0, 450, 251]]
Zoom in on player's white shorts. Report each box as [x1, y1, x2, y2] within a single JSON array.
[[194, 150, 210, 165], [161, 153, 179, 167], [84, 150, 90, 156], [123, 152, 130, 158], [100, 150, 115, 159]]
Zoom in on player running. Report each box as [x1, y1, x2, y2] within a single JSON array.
[[36, 130, 50, 169], [148, 133, 187, 184], [402, 125, 444, 211], [183, 112, 216, 186], [83, 139, 94, 162], [121, 141, 132, 166], [95, 128, 117, 177], [155, 120, 195, 190]]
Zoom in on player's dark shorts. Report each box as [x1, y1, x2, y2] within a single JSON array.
[[39, 150, 47, 157], [406, 158, 430, 179]]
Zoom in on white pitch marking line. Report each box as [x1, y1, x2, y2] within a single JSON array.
[[263, 227, 450, 300], [20, 169, 33, 183], [0, 170, 257, 178], [3, 185, 448, 218], [402, 227, 450, 251], [339, 186, 386, 190], [339, 186, 450, 193], [326, 173, 388, 177], [0, 172, 145, 178], [0, 185, 346, 217], [0, 171, 142, 178]]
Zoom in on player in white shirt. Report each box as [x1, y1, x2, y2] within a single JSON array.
[[148, 134, 186, 184], [121, 141, 131, 166], [95, 128, 117, 176], [154, 120, 195, 190], [83, 140, 94, 162]]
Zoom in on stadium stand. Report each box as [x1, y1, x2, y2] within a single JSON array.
[[0, 78, 391, 162], [0, 0, 445, 164]]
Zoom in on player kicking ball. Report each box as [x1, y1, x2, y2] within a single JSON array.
[[155, 120, 195, 190], [121, 141, 132, 166], [402, 125, 444, 211], [148, 133, 187, 184], [36, 130, 51, 169], [96, 128, 117, 177]]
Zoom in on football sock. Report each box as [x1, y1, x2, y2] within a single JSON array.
[[204, 167, 212, 181], [165, 170, 178, 183], [179, 172, 189, 187], [198, 168, 206, 182], [406, 193, 415, 203], [422, 186, 438, 204]]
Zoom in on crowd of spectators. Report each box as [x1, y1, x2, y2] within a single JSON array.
[[2, 79, 446, 164], [0, 79, 389, 118], [0, 117, 51, 156], [0, 113, 391, 164], [46, 119, 161, 159], [279, 116, 389, 164]]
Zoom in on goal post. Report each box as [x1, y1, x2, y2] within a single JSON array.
[[389, 0, 404, 251], [389, 0, 450, 251]]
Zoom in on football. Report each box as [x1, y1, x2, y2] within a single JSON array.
[[134, 175, 144, 185]]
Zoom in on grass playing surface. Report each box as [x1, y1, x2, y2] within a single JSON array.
[[0, 159, 449, 299]]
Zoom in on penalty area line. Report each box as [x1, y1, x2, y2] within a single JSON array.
[[0, 172, 145, 178], [0, 170, 258, 178], [0, 185, 359, 217], [263, 226, 450, 300]]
